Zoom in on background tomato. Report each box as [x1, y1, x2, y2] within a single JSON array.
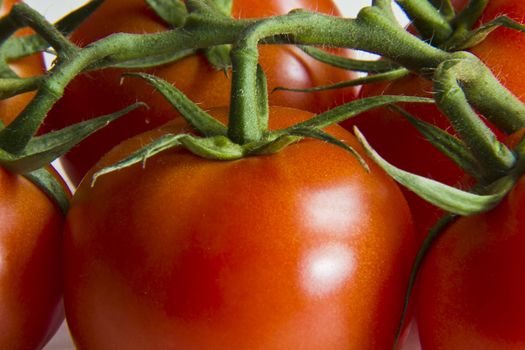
[[342, 0, 525, 234], [64, 106, 416, 349], [42, 0, 357, 185], [415, 172, 525, 349], [0, 167, 65, 350]]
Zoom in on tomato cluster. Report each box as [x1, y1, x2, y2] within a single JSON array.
[[41, 0, 357, 185], [3, 0, 525, 349]]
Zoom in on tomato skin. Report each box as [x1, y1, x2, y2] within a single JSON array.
[[415, 173, 525, 349], [0, 2, 64, 349], [42, 0, 356, 185], [64, 106, 416, 349], [0, 0, 44, 126], [0, 166, 65, 350]]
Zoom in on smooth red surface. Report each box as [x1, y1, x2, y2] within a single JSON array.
[[43, 0, 357, 185], [64, 106, 416, 349], [416, 174, 525, 349], [0, 165, 65, 350]]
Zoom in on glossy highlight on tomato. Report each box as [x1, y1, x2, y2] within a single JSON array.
[[43, 0, 357, 185], [64, 106, 416, 349]]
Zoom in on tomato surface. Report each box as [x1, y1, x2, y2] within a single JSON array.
[[343, 0, 525, 235], [415, 172, 525, 349], [42, 0, 357, 185], [0, 166, 65, 350], [0, 0, 44, 126], [64, 106, 416, 349], [0, 2, 64, 349]]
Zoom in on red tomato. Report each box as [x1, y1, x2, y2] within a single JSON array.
[[343, 0, 525, 234], [64, 106, 416, 349], [42, 0, 357, 185], [0, 2, 64, 349], [415, 171, 525, 349], [0, 167, 65, 350], [0, 0, 44, 126]]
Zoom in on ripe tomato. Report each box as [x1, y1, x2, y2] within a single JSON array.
[[42, 0, 357, 185], [0, 167, 66, 350], [0, 3, 64, 349], [64, 106, 416, 349], [0, 0, 44, 126], [415, 171, 525, 349], [343, 0, 525, 234]]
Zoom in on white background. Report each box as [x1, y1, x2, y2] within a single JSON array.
[[19, 1, 406, 348]]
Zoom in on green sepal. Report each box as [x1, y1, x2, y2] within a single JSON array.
[[287, 127, 369, 171], [278, 95, 435, 131], [355, 127, 514, 216], [273, 68, 408, 94], [24, 167, 69, 215], [449, 16, 525, 50], [91, 133, 183, 186], [0, 102, 145, 174], [180, 134, 243, 159], [390, 105, 483, 179], [0, 76, 43, 99], [91, 133, 244, 186], [145, 0, 187, 28], [204, 44, 232, 72], [105, 49, 196, 70], [1, 0, 104, 61], [299, 46, 400, 73], [124, 72, 227, 137], [245, 134, 301, 155]]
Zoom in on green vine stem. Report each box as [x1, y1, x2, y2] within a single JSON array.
[[395, 0, 453, 43], [1, 0, 525, 158], [432, 52, 524, 179], [8, 3, 79, 59]]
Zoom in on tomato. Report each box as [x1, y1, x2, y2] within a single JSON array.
[[0, 0, 44, 126], [343, 0, 525, 235], [42, 0, 357, 185], [0, 2, 64, 349], [64, 106, 416, 349], [415, 170, 525, 349], [0, 167, 65, 350]]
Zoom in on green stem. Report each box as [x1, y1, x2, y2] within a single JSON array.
[[452, 0, 488, 31], [10, 3, 78, 59], [430, 0, 455, 21], [395, 0, 453, 43], [0, 14, 19, 44], [445, 0, 489, 48], [433, 52, 517, 180]]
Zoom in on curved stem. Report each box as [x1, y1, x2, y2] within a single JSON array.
[[395, 0, 453, 44], [433, 52, 517, 180], [10, 3, 78, 59]]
